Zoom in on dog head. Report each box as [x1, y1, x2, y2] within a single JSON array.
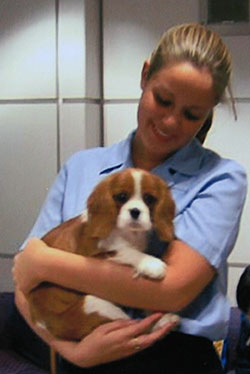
[[86, 168, 175, 242]]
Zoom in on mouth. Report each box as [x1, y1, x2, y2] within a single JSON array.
[[128, 222, 145, 231], [152, 124, 174, 141], [153, 124, 168, 137]]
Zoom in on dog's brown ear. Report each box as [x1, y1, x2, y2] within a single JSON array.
[[87, 178, 117, 239], [153, 186, 175, 243], [42, 216, 85, 253]]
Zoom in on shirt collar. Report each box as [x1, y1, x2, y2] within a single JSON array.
[[161, 138, 205, 176], [99, 131, 205, 177], [99, 131, 135, 175]]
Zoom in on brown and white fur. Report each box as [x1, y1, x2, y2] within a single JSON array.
[[28, 168, 177, 343]]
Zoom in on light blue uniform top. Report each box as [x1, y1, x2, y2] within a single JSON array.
[[23, 132, 247, 341]]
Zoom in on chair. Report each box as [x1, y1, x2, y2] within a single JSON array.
[[222, 307, 242, 373], [0, 292, 49, 374]]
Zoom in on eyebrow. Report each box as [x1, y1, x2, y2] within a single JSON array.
[[187, 106, 210, 113], [155, 86, 211, 112]]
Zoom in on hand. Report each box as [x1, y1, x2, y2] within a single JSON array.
[[49, 313, 178, 368], [15, 288, 177, 368], [12, 238, 48, 294]]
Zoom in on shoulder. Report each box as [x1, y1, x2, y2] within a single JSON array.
[[173, 143, 247, 268], [168, 140, 247, 205], [201, 145, 245, 173], [62, 138, 129, 175], [200, 146, 247, 196]]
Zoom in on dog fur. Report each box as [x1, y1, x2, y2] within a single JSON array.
[[28, 168, 176, 341]]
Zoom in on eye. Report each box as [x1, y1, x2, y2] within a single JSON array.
[[143, 193, 157, 206], [184, 110, 200, 122], [113, 192, 129, 204], [155, 94, 171, 107]]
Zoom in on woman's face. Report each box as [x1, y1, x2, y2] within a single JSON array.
[[134, 61, 216, 167]]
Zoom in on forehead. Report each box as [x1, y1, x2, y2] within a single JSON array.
[[151, 61, 216, 109], [109, 170, 135, 194], [141, 172, 163, 193], [108, 169, 164, 195]]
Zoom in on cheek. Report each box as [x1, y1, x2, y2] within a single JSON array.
[[138, 91, 156, 122], [182, 121, 204, 140], [137, 97, 147, 127]]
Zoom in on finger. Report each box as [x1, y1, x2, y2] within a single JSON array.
[[97, 313, 164, 341], [12, 253, 20, 272], [14, 287, 24, 309], [125, 313, 164, 337], [94, 319, 136, 334], [129, 319, 177, 353], [143, 319, 178, 345], [12, 268, 16, 284]]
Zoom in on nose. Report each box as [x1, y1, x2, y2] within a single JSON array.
[[162, 113, 180, 128], [162, 108, 181, 128], [130, 208, 141, 220]]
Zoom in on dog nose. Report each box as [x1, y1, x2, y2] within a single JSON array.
[[130, 208, 140, 220]]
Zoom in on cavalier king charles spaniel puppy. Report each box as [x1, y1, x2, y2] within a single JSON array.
[[28, 168, 177, 342]]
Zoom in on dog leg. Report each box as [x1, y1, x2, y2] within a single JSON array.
[[99, 235, 167, 280], [135, 254, 167, 279], [110, 247, 167, 280], [151, 313, 180, 331], [83, 295, 130, 321]]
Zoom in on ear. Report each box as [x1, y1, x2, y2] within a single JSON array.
[[153, 187, 175, 243], [140, 60, 150, 90], [87, 179, 117, 239], [42, 216, 87, 254]]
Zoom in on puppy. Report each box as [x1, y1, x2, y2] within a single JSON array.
[[28, 168, 177, 341]]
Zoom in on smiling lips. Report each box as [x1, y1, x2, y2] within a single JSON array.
[[152, 123, 174, 141]]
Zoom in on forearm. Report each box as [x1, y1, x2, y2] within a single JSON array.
[[33, 239, 215, 312], [43, 249, 170, 310]]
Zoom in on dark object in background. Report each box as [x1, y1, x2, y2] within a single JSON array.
[[207, 0, 249, 24], [237, 265, 250, 315]]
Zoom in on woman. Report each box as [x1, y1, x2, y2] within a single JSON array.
[[13, 23, 247, 373]]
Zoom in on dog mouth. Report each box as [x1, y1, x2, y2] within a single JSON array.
[[128, 221, 148, 231]]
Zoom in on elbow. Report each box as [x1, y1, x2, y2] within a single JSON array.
[[161, 284, 200, 313]]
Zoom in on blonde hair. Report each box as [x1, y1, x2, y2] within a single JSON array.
[[147, 23, 232, 105]]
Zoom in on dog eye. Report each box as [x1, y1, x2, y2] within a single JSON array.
[[143, 193, 157, 206], [113, 192, 129, 204]]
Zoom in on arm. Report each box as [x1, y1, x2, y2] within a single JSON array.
[[14, 162, 246, 312], [13, 237, 215, 312], [15, 287, 176, 367]]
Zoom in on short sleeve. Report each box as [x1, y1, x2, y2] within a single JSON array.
[[174, 162, 247, 269], [20, 165, 67, 249]]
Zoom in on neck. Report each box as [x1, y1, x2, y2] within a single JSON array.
[[132, 136, 167, 171]]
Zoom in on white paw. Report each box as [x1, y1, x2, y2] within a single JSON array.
[[136, 257, 167, 279], [152, 313, 180, 331]]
